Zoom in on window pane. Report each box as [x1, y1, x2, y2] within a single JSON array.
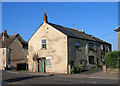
[[42, 39, 46, 49], [89, 43, 94, 50], [75, 42, 80, 46], [101, 45, 103, 50], [46, 59, 51, 66], [42, 40, 46, 44]]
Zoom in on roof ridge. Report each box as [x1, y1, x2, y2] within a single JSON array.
[[48, 22, 74, 30], [48, 22, 110, 44]]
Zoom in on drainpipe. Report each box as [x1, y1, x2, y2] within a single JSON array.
[[67, 36, 70, 74]]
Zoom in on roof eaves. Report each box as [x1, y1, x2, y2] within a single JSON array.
[[114, 26, 120, 32]]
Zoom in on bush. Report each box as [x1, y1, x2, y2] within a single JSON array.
[[95, 63, 98, 68], [105, 51, 120, 68], [76, 65, 83, 73], [70, 65, 83, 74], [70, 67, 75, 74]]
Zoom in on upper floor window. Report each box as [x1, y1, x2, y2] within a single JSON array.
[[89, 43, 94, 50], [41, 39, 47, 49], [75, 42, 80, 50], [101, 45, 104, 50], [107, 46, 110, 52]]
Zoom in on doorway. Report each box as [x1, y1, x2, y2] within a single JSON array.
[[89, 56, 94, 64], [37, 58, 46, 73]]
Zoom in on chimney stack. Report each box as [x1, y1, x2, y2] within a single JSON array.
[[2, 30, 8, 41], [43, 13, 48, 23], [82, 29, 85, 33]]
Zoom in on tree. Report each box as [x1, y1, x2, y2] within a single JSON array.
[[105, 51, 120, 68]]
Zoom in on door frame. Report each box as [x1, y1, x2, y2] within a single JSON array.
[[37, 57, 46, 73]]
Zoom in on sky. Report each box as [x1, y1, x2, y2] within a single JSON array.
[[2, 2, 118, 51]]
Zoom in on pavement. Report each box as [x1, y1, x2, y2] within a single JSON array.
[[6, 70, 55, 76], [6, 67, 118, 80], [56, 71, 118, 80]]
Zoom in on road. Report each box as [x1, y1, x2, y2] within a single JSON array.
[[1, 70, 119, 85]]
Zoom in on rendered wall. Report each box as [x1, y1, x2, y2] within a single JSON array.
[[28, 22, 68, 74]]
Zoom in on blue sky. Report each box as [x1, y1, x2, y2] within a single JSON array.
[[2, 2, 118, 50]]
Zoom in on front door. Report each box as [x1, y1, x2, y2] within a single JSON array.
[[37, 58, 46, 73], [41, 59, 43, 72]]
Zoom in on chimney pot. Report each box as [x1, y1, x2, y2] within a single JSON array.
[[82, 29, 85, 33], [43, 13, 48, 23]]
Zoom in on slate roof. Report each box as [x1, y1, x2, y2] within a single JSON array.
[[114, 26, 120, 32], [48, 22, 110, 45], [2, 34, 28, 48], [2, 35, 16, 48]]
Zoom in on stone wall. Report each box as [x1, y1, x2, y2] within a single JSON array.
[[0, 48, 10, 70], [7, 38, 27, 68], [68, 37, 106, 68]]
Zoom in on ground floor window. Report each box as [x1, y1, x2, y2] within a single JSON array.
[[89, 56, 94, 64], [46, 57, 51, 67]]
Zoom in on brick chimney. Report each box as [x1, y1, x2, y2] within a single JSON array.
[[43, 13, 48, 23], [2, 30, 8, 41]]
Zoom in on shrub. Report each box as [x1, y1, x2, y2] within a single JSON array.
[[70, 65, 83, 74], [95, 63, 98, 68], [70, 65, 76, 74], [105, 51, 120, 68], [76, 65, 83, 73]]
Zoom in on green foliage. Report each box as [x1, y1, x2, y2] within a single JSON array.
[[70, 65, 83, 74], [105, 51, 120, 68], [95, 63, 98, 68], [76, 65, 83, 73], [70, 67, 75, 74]]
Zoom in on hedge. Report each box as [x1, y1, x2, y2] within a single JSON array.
[[105, 51, 120, 68]]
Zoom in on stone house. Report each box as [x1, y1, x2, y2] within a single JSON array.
[[28, 13, 111, 74], [0, 30, 28, 70], [114, 26, 120, 51], [0, 48, 10, 70]]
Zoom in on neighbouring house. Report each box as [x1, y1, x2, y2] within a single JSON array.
[[0, 30, 28, 70], [114, 26, 120, 51], [28, 13, 111, 74]]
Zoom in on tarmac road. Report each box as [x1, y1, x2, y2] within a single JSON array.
[[1, 70, 119, 85]]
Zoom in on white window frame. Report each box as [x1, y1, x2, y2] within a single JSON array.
[[101, 45, 103, 50], [41, 39, 47, 49], [46, 57, 51, 67]]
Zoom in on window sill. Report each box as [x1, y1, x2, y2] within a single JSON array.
[[41, 48, 47, 50]]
